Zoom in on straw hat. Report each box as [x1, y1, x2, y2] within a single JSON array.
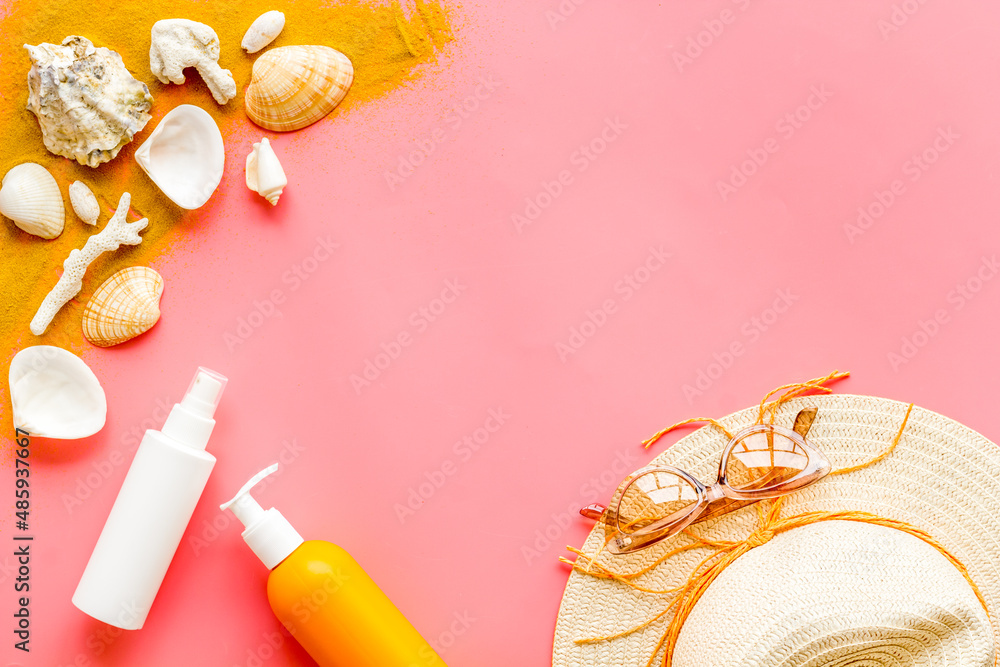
[[553, 393, 1000, 666]]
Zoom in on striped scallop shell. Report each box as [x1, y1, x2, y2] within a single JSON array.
[[82, 267, 164, 347], [245, 45, 354, 132]]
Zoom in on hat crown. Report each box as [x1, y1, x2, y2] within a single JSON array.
[[673, 521, 993, 666]]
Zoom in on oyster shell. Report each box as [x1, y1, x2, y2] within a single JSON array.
[[135, 105, 225, 210], [9, 346, 107, 439], [0, 163, 65, 239], [150, 19, 237, 105], [25, 36, 153, 167], [69, 181, 100, 225], [244, 45, 354, 132], [83, 266, 164, 347], [245, 138, 287, 205], [242, 11, 285, 54]]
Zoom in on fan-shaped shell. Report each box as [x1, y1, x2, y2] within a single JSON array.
[[9, 345, 107, 439], [82, 267, 164, 347], [134, 104, 225, 210], [244, 45, 354, 132], [0, 163, 65, 239]]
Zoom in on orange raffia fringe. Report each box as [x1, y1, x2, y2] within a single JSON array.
[[641, 370, 849, 450], [563, 372, 997, 667]]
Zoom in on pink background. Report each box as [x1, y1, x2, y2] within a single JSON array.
[[5, 1, 1000, 666]]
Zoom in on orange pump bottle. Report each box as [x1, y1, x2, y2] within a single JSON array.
[[221, 465, 447, 667]]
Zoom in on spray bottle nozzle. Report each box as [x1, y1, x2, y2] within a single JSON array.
[[219, 463, 279, 529], [220, 463, 304, 569], [160, 367, 228, 451], [182, 367, 228, 419]]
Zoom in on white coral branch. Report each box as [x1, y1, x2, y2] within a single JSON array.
[[30, 193, 148, 336]]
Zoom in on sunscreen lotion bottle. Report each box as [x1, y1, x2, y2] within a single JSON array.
[[73, 367, 228, 629], [221, 464, 448, 667]]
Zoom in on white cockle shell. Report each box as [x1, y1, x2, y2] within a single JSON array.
[[245, 138, 288, 205], [242, 11, 285, 54], [69, 181, 100, 225], [9, 346, 107, 439], [82, 267, 164, 347], [0, 163, 65, 239], [135, 105, 225, 210], [25, 36, 153, 167]]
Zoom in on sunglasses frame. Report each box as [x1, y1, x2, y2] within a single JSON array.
[[582, 409, 831, 554]]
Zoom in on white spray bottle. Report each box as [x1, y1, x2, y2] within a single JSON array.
[[73, 367, 227, 629]]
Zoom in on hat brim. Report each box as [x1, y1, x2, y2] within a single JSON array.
[[553, 394, 1000, 666]]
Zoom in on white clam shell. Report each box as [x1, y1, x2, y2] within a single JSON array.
[[242, 11, 285, 54], [0, 163, 65, 239], [135, 105, 225, 210], [246, 138, 288, 205], [69, 181, 100, 225], [9, 346, 107, 439]]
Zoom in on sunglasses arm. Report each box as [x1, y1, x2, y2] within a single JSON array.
[[580, 504, 606, 521], [793, 407, 818, 438]]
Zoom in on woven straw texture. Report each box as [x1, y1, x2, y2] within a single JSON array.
[[674, 521, 992, 665], [552, 394, 1000, 666]]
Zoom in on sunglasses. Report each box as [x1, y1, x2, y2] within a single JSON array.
[[580, 408, 831, 554]]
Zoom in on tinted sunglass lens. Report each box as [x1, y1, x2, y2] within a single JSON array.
[[616, 470, 699, 535], [725, 429, 809, 491]]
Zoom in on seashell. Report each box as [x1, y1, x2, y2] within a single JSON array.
[[244, 45, 354, 132], [0, 163, 65, 239], [242, 11, 285, 54], [69, 181, 100, 226], [150, 19, 237, 105], [245, 138, 288, 205], [82, 267, 164, 347], [9, 345, 107, 439], [135, 105, 225, 209], [25, 36, 153, 167]]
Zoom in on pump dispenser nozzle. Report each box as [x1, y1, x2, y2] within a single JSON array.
[[221, 463, 304, 569], [220, 463, 277, 528]]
